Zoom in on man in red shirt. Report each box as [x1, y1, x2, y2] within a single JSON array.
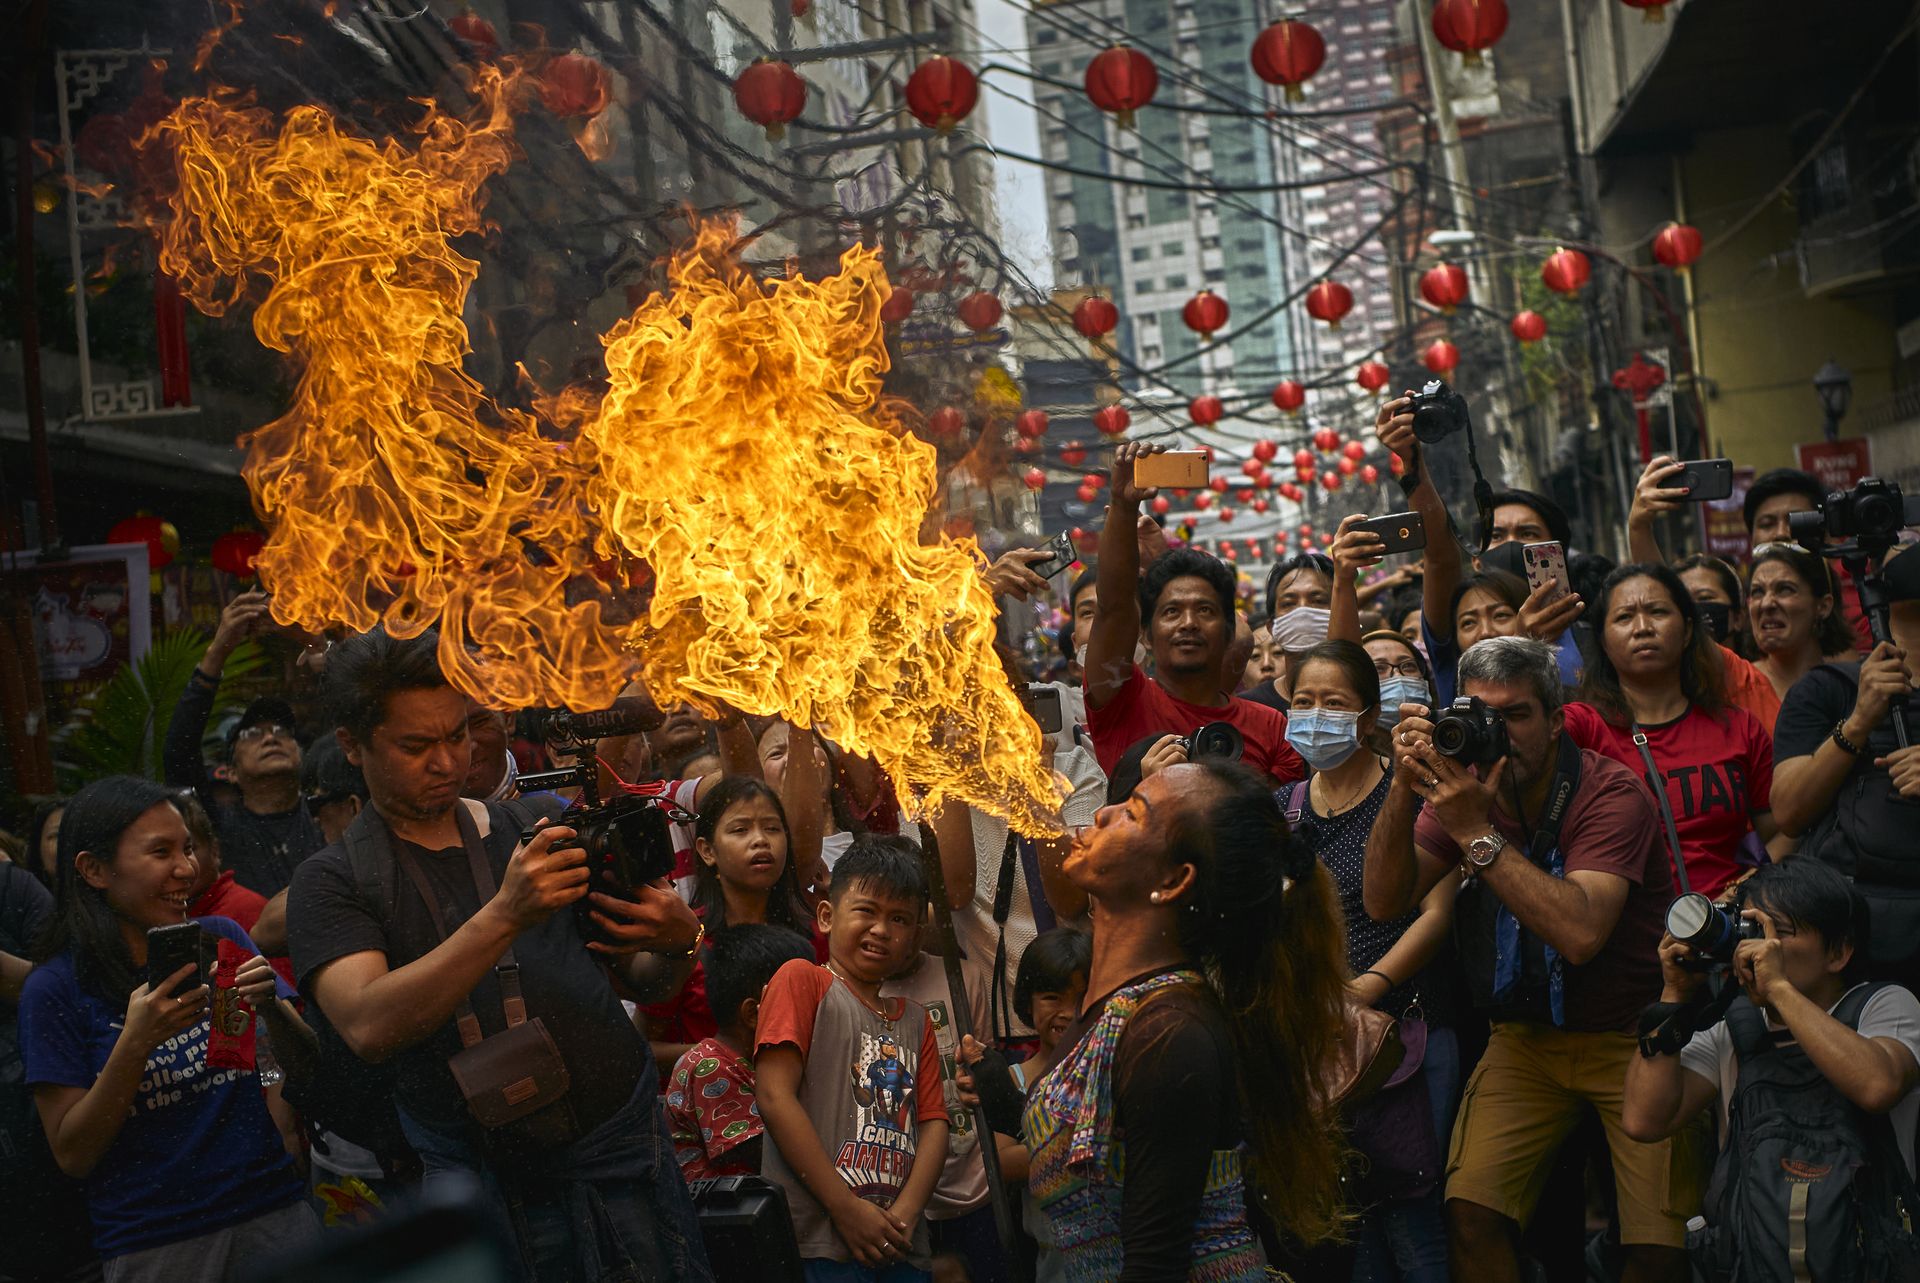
[[1084, 442, 1305, 785]]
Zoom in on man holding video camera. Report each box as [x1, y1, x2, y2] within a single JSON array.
[[287, 626, 711, 1280], [1364, 636, 1695, 1283]]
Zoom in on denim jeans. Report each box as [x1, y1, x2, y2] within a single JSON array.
[[401, 1085, 712, 1283], [1351, 1027, 1462, 1283]]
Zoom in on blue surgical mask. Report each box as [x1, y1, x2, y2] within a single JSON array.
[[1377, 677, 1432, 728], [1285, 707, 1363, 771]]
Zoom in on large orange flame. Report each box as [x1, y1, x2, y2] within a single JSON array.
[[145, 70, 1059, 832]]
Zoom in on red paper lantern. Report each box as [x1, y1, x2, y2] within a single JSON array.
[[1218, 507, 1236, 524], [1321, 471, 1343, 492], [1189, 394, 1224, 426], [1431, 0, 1509, 64], [1390, 453, 1406, 477], [1305, 280, 1354, 330], [1236, 490, 1255, 505], [928, 406, 966, 438], [1249, 19, 1326, 103], [1419, 262, 1470, 314], [1072, 295, 1119, 341], [1271, 380, 1306, 413], [904, 57, 980, 132], [1209, 475, 1230, 494], [734, 59, 808, 139], [957, 291, 1003, 332], [1652, 222, 1703, 271], [539, 51, 611, 119], [1356, 360, 1391, 395], [1337, 457, 1357, 476], [1541, 247, 1592, 296], [1240, 458, 1266, 479], [1510, 309, 1547, 344], [1061, 441, 1088, 467], [1313, 427, 1341, 453], [1093, 405, 1131, 437], [1083, 473, 1106, 490], [1182, 289, 1230, 337], [1343, 440, 1367, 461], [1423, 339, 1460, 375], [1279, 482, 1303, 501], [1084, 46, 1158, 128], [1252, 497, 1270, 514], [1151, 495, 1171, 515], [1296, 464, 1317, 484], [1194, 492, 1214, 510], [450, 10, 499, 52], [1619, 0, 1672, 21], [108, 514, 180, 571], [210, 529, 266, 578], [1023, 468, 1047, 491], [1360, 464, 1379, 485], [1321, 532, 1335, 546], [1253, 440, 1279, 463], [1077, 483, 1098, 503], [880, 287, 915, 323], [1016, 409, 1049, 439], [1222, 543, 1237, 559], [1293, 448, 1314, 469], [1015, 436, 1041, 455]]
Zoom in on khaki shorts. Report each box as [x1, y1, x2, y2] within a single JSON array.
[[1445, 1021, 1709, 1248]]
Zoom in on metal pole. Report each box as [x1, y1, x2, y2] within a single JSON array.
[[915, 819, 1023, 1277]]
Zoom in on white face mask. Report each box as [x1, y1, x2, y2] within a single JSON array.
[[1270, 606, 1331, 654]]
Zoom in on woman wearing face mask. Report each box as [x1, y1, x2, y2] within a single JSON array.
[[1749, 543, 1859, 701], [1674, 553, 1781, 732], [1564, 565, 1783, 900], [1363, 631, 1434, 731], [1244, 553, 1335, 712], [1284, 640, 1461, 1283]]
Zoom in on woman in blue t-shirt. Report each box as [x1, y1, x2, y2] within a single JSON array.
[[19, 775, 311, 1280]]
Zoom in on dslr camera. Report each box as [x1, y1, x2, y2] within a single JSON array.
[[1665, 892, 1762, 968], [1180, 721, 1244, 762], [1431, 696, 1509, 768], [1408, 379, 1471, 444], [515, 765, 692, 946], [1788, 477, 1920, 557]]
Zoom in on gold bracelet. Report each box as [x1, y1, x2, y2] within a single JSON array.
[[679, 921, 707, 958]]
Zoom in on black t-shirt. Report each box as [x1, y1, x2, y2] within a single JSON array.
[[213, 803, 325, 898], [1239, 681, 1290, 714], [286, 806, 649, 1139], [1775, 662, 1916, 876]]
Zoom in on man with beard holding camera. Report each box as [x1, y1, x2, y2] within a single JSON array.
[[1082, 441, 1305, 784], [287, 627, 711, 1280], [1364, 636, 1693, 1283]]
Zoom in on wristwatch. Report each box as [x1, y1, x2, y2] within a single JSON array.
[[1463, 830, 1508, 874]]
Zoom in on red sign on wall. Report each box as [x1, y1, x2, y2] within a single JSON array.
[[1797, 438, 1874, 494]]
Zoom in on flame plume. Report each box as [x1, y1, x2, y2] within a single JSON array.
[[146, 72, 1060, 831]]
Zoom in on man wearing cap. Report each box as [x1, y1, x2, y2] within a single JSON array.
[[163, 590, 325, 896]]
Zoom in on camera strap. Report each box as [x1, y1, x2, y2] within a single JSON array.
[[1462, 421, 1496, 555], [389, 802, 528, 1047], [1631, 725, 1694, 897]]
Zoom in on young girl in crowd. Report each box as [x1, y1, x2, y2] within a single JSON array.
[[642, 776, 825, 1073], [19, 776, 313, 1281], [1245, 552, 1336, 711], [1749, 542, 1858, 700], [1565, 565, 1781, 901], [1285, 639, 1460, 1283]]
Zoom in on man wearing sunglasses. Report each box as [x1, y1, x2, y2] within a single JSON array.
[[163, 590, 326, 897]]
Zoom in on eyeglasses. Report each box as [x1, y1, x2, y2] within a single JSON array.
[[1374, 658, 1423, 679], [236, 723, 295, 744]]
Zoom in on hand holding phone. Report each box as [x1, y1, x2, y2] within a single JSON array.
[[1024, 532, 1077, 583], [1132, 450, 1209, 489], [1676, 458, 1734, 503], [1356, 511, 1427, 555], [145, 922, 212, 990], [1021, 684, 1065, 735], [1522, 541, 1572, 604]]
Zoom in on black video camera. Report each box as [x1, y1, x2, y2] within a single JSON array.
[[1665, 892, 1762, 968], [1180, 721, 1244, 762], [1408, 379, 1471, 445], [1788, 477, 1920, 557], [1431, 696, 1509, 768], [515, 765, 691, 946]]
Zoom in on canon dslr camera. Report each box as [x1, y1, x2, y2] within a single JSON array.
[[1408, 379, 1471, 444], [1180, 721, 1245, 762], [1665, 891, 1762, 968], [1431, 696, 1509, 768]]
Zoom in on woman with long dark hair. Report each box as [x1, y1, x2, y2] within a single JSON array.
[[1000, 760, 1350, 1278], [19, 776, 311, 1279], [642, 776, 824, 1072], [1749, 543, 1858, 700], [1674, 552, 1781, 731], [1568, 564, 1780, 898]]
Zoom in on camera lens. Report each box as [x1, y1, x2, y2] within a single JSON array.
[[1432, 718, 1469, 758], [1665, 892, 1716, 945]]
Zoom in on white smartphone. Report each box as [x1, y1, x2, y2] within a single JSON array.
[[1522, 541, 1571, 603]]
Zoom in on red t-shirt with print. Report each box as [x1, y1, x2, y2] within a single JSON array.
[[1563, 701, 1773, 902], [1087, 665, 1306, 783]]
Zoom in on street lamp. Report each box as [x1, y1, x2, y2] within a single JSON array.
[[1814, 359, 1852, 442]]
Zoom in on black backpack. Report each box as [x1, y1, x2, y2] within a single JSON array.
[[1690, 983, 1920, 1283], [284, 797, 562, 1174]]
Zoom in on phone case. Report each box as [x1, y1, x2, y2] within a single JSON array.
[[1133, 452, 1209, 488], [1363, 512, 1426, 554], [1680, 458, 1734, 502], [1522, 542, 1570, 601]]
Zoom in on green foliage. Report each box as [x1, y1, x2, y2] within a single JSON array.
[[52, 630, 264, 792], [1510, 261, 1592, 412]]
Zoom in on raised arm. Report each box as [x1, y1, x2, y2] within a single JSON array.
[[1086, 442, 1165, 709], [164, 593, 270, 790], [1375, 394, 1463, 641], [1624, 456, 1688, 566], [1328, 514, 1386, 644], [1363, 752, 1451, 920]]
